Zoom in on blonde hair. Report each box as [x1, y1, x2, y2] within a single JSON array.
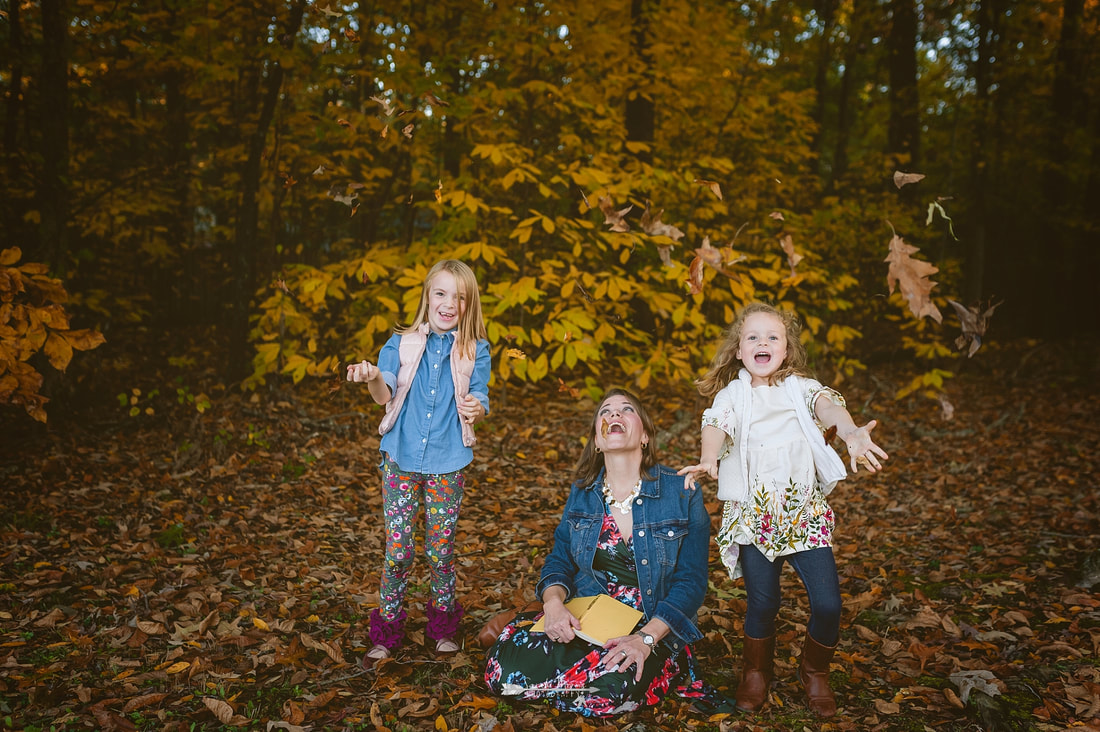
[[573, 388, 660, 488], [695, 302, 810, 399], [398, 259, 487, 359]]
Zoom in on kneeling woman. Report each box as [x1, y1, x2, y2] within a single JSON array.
[[483, 389, 727, 717]]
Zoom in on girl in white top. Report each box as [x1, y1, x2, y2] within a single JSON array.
[[680, 302, 888, 718]]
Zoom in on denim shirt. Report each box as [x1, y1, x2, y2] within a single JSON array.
[[377, 330, 491, 474], [537, 465, 711, 651]]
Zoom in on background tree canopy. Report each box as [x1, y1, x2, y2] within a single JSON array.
[[1, 0, 1097, 418]]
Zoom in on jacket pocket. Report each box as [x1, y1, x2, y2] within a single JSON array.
[[651, 520, 689, 567]]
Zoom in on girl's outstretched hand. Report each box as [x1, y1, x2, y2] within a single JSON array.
[[842, 419, 889, 473], [346, 360, 379, 383], [676, 461, 718, 491]]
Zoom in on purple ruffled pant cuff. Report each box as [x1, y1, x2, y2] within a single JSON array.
[[368, 608, 407, 650], [424, 602, 464, 642]]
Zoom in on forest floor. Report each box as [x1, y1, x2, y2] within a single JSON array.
[[1, 334, 1098, 732]]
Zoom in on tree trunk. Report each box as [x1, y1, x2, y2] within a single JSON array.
[[812, 0, 837, 169], [38, 0, 70, 273], [625, 0, 654, 164], [887, 0, 920, 168], [2, 0, 25, 243], [229, 0, 306, 382]]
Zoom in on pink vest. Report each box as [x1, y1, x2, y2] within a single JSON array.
[[377, 324, 477, 447]]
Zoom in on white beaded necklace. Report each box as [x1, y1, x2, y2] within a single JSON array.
[[602, 478, 642, 514]]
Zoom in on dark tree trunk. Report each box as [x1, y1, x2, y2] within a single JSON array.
[[38, 0, 70, 273], [625, 0, 654, 164], [887, 0, 920, 167], [2, 0, 25, 244], [229, 0, 306, 382], [812, 0, 837, 167]]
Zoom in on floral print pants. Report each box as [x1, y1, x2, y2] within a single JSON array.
[[377, 454, 464, 621]]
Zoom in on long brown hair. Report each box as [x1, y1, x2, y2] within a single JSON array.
[[397, 259, 487, 359], [695, 302, 810, 399], [572, 388, 660, 488]]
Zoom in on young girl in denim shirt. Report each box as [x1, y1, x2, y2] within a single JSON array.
[[680, 302, 888, 717], [347, 259, 491, 666]]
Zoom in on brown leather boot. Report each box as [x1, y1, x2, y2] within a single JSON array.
[[734, 634, 775, 712], [799, 634, 838, 717]]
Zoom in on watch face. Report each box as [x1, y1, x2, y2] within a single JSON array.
[[642, 633, 654, 645]]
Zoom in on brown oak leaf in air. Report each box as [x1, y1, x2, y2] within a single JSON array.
[[433, 180, 443, 203], [885, 233, 943, 322], [893, 170, 926, 189], [640, 200, 685, 242], [693, 179, 722, 200], [947, 299, 1003, 357], [769, 211, 785, 221], [343, 28, 360, 42], [686, 255, 705, 295], [401, 123, 414, 139], [319, 6, 342, 18], [597, 196, 633, 233], [311, 165, 328, 176], [779, 233, 803, 276], [694, 235, 746, 277]]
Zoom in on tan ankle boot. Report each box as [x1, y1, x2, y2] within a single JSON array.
[[799, 634, 838, 717], [734, 634, 775, 712]]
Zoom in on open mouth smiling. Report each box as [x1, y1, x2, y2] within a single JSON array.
[[753, 350, 772, 363], [600, 418, 627, 437]]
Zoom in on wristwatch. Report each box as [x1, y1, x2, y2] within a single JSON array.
[[635, 631, 655, 647]]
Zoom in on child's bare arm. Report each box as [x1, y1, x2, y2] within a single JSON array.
[[677, 424, 726, 489], [346, 361, 392, 405]]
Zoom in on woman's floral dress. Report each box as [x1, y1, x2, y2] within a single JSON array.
[[484, 510, 727, 717]]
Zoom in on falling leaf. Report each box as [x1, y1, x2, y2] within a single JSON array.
[[336, 119, 352, 129], [884, 231, 943, 323], [557, 379, 579, 399], [273, 279, 290, 294], [597, 196, 633, 233], [319, 6, 342, 18], [779, 233, 803, 275], [947, 299, 1003, 358], [639, 200, 685, 241], [281, 173, 297, 189], [687, 255, 705, 295], [402, 123, 414, 139], [506, 348, 526, 361], [370, 95, 395, 117], [311, 165, 327, 176], [656, 245, 673, 267], [434, 180, 443, 203], [695, 236, 723, 270], [380, 125, 388, 139], [573, 278, 595, 304], [422, 92, 449, 108], [938, 394, 955, 421], [693, 178, 722, 200], [926, 201, 958, 240], [769, 211, 785, 221], [893, 170, 926, 189], [343, 28, 359, 42]]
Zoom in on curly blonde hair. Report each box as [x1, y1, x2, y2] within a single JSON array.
[[695, 302, 810, 399]]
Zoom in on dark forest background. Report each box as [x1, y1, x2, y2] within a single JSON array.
[[2, 0, 1098, 425]]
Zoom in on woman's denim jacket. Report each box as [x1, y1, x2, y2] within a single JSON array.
[[536, 464, 710, 652]]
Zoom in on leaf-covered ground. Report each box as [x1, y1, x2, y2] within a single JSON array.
[[2, 336, 1098, 732]]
